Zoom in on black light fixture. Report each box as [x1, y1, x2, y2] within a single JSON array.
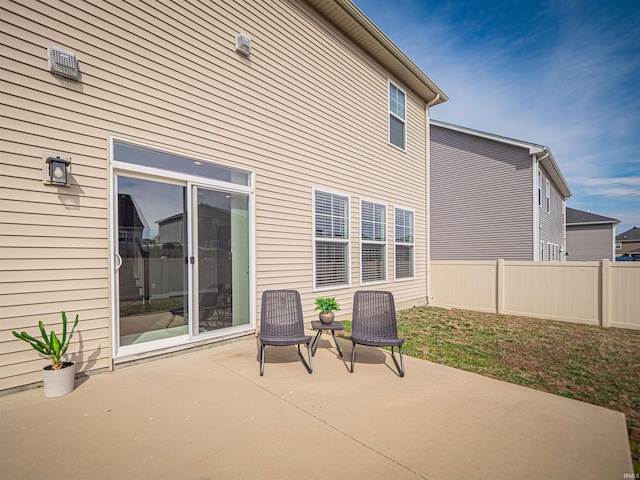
[[46, 156, 71, 186]]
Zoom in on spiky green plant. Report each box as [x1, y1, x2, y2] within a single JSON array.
[[12, 312, 79, 370], [314, 297, 340, 313]]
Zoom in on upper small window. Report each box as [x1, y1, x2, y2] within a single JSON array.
[[545, 180, 551, 213], [388, 81, 406, 150]]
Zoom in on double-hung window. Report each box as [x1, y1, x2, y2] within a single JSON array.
[[545, 180, 551, 213], [537, 169, 542, 206], [388, 81, 406, 150], [361, 199, 387, 284], [314, 189, 350, 289], [394, 207, 414, 280]]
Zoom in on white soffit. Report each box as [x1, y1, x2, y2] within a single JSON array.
[[305, 0, 447, 106]]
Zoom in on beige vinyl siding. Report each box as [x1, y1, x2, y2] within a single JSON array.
[[566, 224, 615, 261], [430, 125, 533, 260], [538, 164, 564, 255], [1, 0, 430, 389]]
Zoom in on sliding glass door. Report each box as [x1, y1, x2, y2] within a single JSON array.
[[116, 176, 189, 347], [193, 187, 250, 333], [113, 139, 253, 355]]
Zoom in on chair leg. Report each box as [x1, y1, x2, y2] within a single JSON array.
[[390, 345, 405, 377], [297, 343, 313, 374], [351, 341, 356, 373], [260, 343, 265, 376]]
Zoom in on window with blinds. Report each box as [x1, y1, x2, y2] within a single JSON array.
[[361, 200, 386, 284], [389, 81, 406, 150], [314, 189, 350, 289], [394, 207, 414, 280]]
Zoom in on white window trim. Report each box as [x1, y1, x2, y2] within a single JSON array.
[[388, 79, 407, 152], [108, 136, 256, 358], [312, 187, 351, 292], [545, 179, 551, 213], [360, 198, 388, 286], [394, 205, 415, 281], [540, 240, 545, 261]]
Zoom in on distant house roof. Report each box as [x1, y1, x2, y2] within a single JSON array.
[[566, 207, 620, 226], [430, 120, 572, 198], [616, 226, 640, 242]]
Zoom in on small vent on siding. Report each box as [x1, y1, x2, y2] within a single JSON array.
[[235, 34, 251, 57], [47, 46, 79, 80]]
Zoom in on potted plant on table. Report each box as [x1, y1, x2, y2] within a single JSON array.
[[314, 297, 340, 324], [12, 311, 79, 398]]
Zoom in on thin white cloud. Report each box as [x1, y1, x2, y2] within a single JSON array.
[[573, 177, 640, 188]]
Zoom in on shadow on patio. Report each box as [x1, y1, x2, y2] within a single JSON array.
[[0, 333, 632, 480]]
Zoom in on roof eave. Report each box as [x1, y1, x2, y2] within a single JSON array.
[[304, 0, 448, 105], [430, 121, 572, 198], [567, 221, 621, 226], [539, 149, 572, 199], [430, 120, 546, 154]]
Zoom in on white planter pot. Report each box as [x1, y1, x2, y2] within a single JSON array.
[[42, 361, 76, 398]]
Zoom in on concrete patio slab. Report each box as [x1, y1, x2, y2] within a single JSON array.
[[0, 334, 633, 480]]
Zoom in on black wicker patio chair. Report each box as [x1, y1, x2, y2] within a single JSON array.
[[351, 290, 405, 377], [259, 290, 313, 376]]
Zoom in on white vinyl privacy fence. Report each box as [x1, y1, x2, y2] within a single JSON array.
[[430, 260, 640, 330]]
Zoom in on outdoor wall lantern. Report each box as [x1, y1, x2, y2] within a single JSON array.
[[46, 156, 71, 186]]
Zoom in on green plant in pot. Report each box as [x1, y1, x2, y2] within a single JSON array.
[[314, 297, 340, 324], [12, 311, 79, 398]]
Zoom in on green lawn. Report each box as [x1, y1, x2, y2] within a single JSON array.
[[337, 306, 640, 473]]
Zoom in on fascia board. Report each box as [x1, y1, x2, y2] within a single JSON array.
[[431, 120, 573, 198], [305, 0, 448, 105], [539, 150, 572, 199], [567, 221, 621, 226], [430, 120, 545, 154]]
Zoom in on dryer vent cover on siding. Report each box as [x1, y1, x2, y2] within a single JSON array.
[[47, 46, 79, 80]]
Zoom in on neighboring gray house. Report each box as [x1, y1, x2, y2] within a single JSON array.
[[616, 226, 640, 260], [430, 121, 572, 261], [565, 207, 620, 261]]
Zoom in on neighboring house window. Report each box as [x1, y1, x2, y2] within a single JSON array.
[[388, 81, 406, 150], [545, 180, 551, 213], [394, 207, 414, 279], [615, 242, 622, 250], [538, 169, 542, 206], [540, 241, 545, 261], [314, 189, 350, 289], [361, 200, 387, 284]]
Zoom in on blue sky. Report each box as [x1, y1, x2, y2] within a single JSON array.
[[354, 0, 640, 234]]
